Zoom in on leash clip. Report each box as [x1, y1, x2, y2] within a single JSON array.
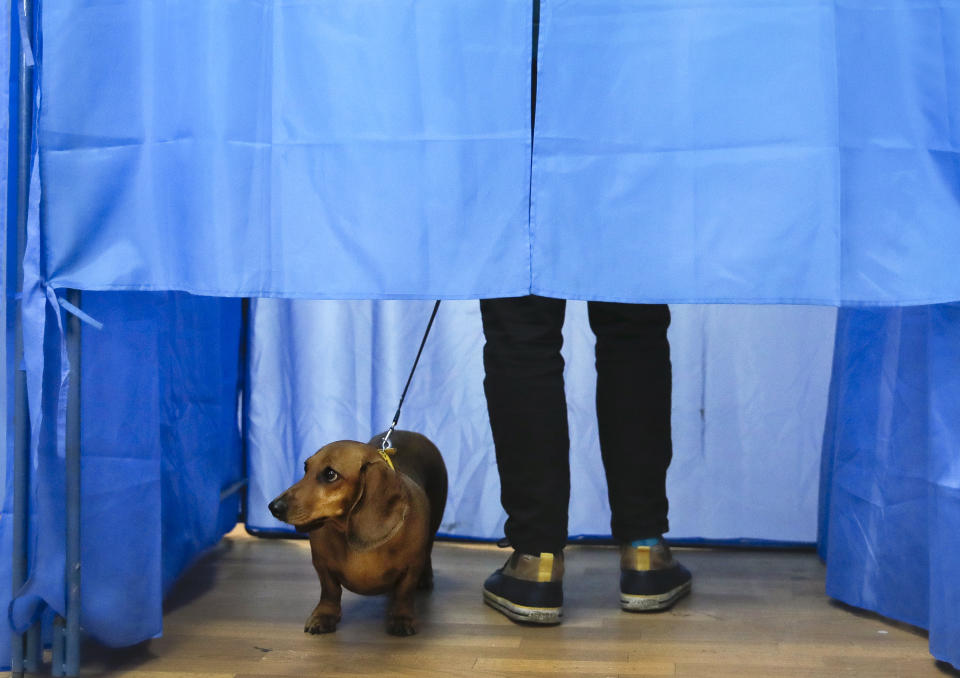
[[380, 425, 396, 452], [378, 425, 397, 471]]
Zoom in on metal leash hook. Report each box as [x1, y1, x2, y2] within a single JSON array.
[[380, 424, 396, 452], [378, 425, 398, 471]]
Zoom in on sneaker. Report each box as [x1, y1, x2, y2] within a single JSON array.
[[619, 539, 692, 612], [482, 550, 564, 624]]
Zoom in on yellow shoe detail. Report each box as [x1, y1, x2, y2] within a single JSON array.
[[537, 553, 555, 583]]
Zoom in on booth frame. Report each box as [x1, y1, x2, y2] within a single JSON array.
[[10, 0, 81, 673]]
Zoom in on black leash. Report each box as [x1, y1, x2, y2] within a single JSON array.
[[379, 300, 442, 451]]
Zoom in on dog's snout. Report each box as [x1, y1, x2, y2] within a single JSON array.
[[269, 495, 288, 521]]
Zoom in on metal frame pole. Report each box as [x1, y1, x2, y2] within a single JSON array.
[[12, 301, 29, 676], [12, 0, 38, 675], [51, 289, 82, 677], [238, 297, 250, 523], [11, 253, 31, 678]]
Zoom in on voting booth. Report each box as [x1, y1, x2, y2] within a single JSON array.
[[2, 0, 958, 671]]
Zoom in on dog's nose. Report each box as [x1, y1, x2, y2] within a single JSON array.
[[269, 496, 288, 521]]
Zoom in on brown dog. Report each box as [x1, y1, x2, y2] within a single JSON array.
[[268, 430, 447, 636]]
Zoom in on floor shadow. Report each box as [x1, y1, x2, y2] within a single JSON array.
[[829, 600, 959, 675], [75, 636, 158, 677], [828, 599, 928, 638], [162, 536, 235, 614]]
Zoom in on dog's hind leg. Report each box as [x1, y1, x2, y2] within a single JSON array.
[[416, 549, 434, 591], [387, 566, 422, 636]]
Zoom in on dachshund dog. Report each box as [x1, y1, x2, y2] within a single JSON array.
[[268, 430, 447, 636]]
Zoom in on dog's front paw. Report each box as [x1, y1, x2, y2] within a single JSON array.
[[305, 613, 340, 634], [386, 615, 417, 636]]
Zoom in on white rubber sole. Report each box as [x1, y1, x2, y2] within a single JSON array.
[[482, 588, 563, 625], [620, 580, 692, 612]]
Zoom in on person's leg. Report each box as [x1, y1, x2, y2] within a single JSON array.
[[588, 301, 691, 612], [480, 295, 569, 555], [588, 301, 672, 541], [479, 295, 567, 624]]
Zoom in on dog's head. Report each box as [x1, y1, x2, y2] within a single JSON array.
[[268, 440, 408, 550]]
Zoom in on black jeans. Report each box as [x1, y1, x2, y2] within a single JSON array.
[[480, 296, 672, 554]]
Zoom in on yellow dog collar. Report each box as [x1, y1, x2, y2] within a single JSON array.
[[378, 447, 396, 471]]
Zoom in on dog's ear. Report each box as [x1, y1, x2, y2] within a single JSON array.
[[346, 461, 408, 551]]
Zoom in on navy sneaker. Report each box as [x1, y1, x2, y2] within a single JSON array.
[[482, 551, 564, 624], [619, 539, 692, 612]]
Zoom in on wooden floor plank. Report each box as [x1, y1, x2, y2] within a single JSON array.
[[9, 528, 954, 677]]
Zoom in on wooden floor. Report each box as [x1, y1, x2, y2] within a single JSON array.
[[31, 528, 958, 678]]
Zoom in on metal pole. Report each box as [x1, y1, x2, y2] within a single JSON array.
[[238, 297, 250, 523], [63, 289, 83, 676], [11, 0, 37, 675], [52, 616, 66, 676], [11, 297, 28, 676], [53, 290, 82, 678], [11, 264, 29, 678]]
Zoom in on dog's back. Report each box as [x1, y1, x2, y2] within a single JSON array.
[[370, 430, 447, 538]]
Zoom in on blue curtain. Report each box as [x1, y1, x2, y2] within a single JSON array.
[[531, 0, 960, 304], [38, 0, 532, 299], [35, 0, 960, 305], [0, 292, 242, 663], [246, 301, 834, 545], [820, 305, 960, 668], [2, 0, 15, 667]]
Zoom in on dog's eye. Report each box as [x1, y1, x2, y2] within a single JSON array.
[[318, 467, 339, 483]]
